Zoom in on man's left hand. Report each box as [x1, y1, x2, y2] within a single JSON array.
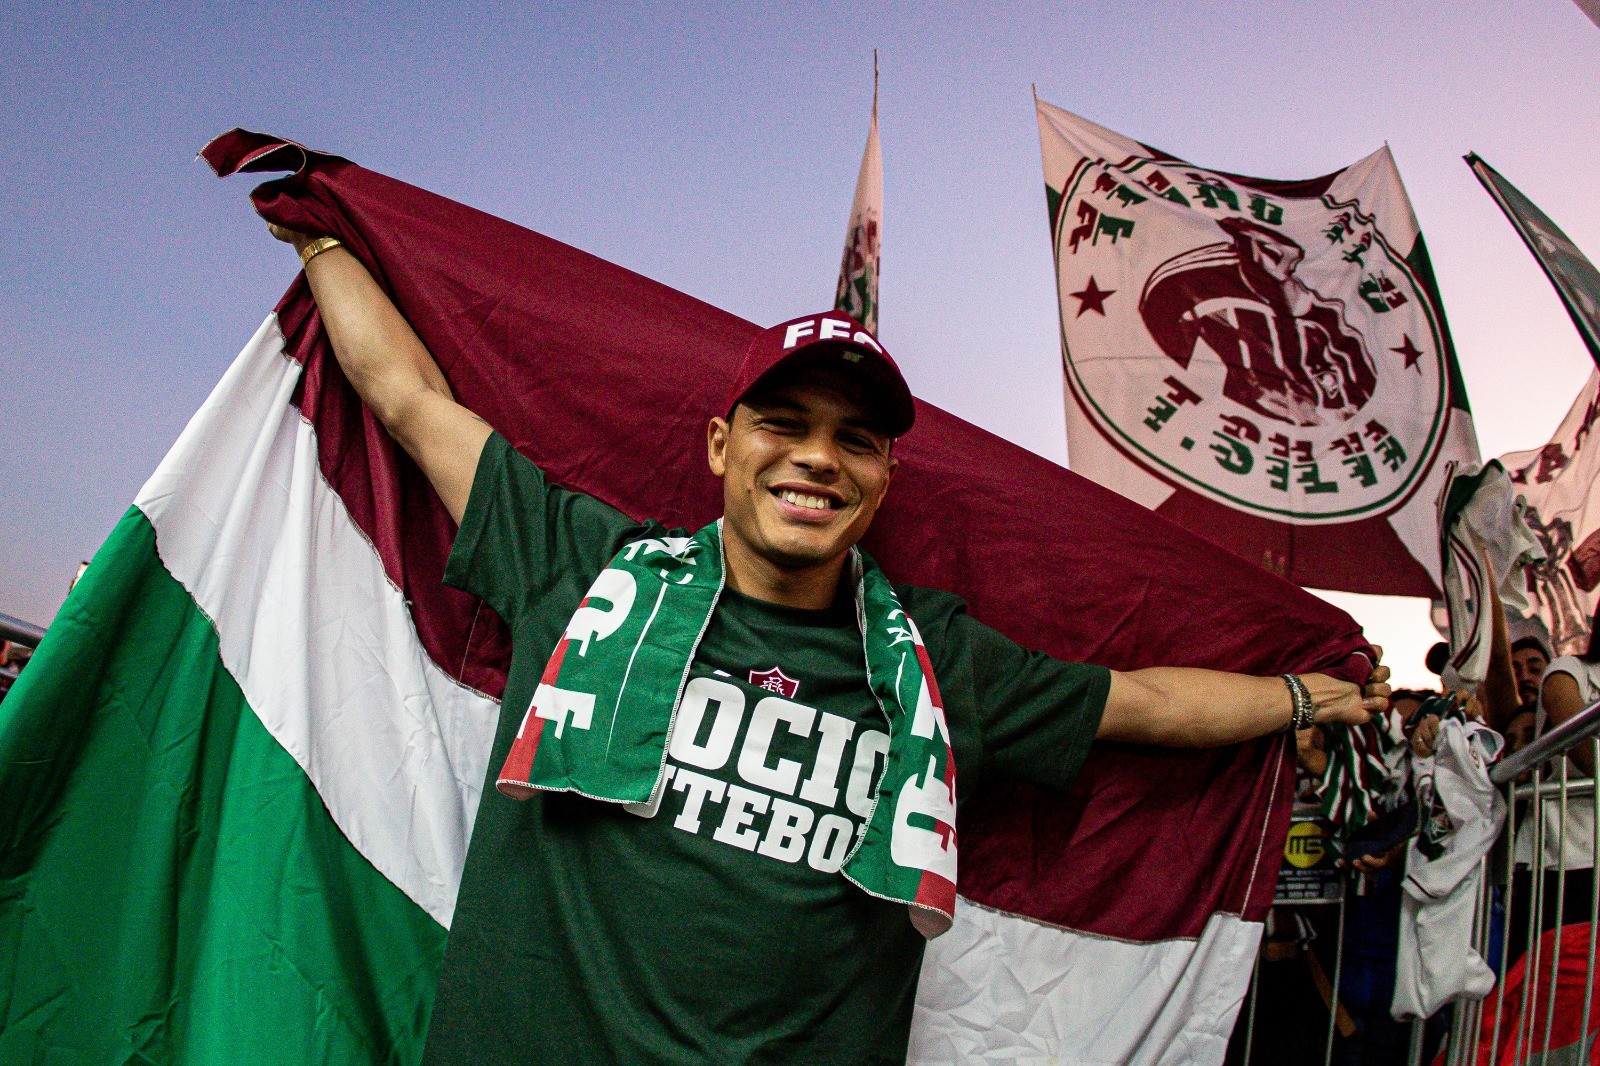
[[1301, 654, 1391, 728], [1101, 648, 1392, 747]]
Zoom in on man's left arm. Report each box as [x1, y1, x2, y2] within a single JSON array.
[[1099, 661, 1391, 747]]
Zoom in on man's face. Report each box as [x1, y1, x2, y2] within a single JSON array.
[[1513, 646, 1550, 706], [707, 367, 897, 573]]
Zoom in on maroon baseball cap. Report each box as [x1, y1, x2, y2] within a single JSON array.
[[725, 312, 916, 438]]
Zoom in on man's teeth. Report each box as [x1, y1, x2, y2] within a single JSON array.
[[779, 490, 834, 511]]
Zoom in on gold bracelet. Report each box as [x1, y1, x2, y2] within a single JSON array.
[[298, 236, 343, 267]]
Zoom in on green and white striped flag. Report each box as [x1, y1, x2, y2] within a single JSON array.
[[1469, 153, 1600, 370]]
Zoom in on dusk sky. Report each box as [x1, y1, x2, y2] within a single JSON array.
[[5, 1, 1599, 687]]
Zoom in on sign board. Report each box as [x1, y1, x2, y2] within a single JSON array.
[[1274, 812, 1344, 904]]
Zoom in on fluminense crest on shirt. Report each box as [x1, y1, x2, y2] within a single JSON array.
[[494, 520, 959, 938], [748, 666, 799, 699]]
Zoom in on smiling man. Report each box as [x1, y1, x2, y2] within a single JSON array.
[[271, 225, 1389, 1065]]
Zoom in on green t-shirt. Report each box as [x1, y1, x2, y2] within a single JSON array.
[[425, 433, 1109, 1066]]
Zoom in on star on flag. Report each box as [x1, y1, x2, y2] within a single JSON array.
[[1070, 276, 1115, 317], [1391, 334, 1424, 373]]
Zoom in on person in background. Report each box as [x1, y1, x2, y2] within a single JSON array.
[[1513, 637, 1553, 711], [1335, 685, 1425, 1065], [1390, 688, 1427, 721], [1508, 622, 1600, 966], [1498, 637, 1549, 773], [1414, 584, 1521, 759], [1295, 723, 1329, 785], [1388, 688, 1429, 759], [1425, 641, 1451, 681]]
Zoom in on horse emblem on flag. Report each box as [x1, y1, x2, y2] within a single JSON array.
[[1035, 99, 1479, 596], [1140, 216, 1379, 427], [1053, 149, 1452, 526]]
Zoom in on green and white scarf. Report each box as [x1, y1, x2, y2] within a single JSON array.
[[1313, 701, 1413, 854], [496, 521, 959, 936]]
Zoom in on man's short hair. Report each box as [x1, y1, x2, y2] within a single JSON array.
[[1512, 636, 1551, 659]]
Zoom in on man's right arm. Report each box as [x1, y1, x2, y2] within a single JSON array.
[[273, 226, 491, 523]]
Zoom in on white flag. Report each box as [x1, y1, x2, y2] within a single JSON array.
[[1036, 98, 1480, 596], [1436, 460, 1544, 690], [1503, 371, 1600, 656], [834, 56, 881, 333]]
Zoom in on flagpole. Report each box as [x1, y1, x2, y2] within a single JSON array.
[[1467, 152, 1600, 372]]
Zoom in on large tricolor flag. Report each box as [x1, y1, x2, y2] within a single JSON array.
[[0, 130, 1372, 1065], [1038, 98, 1479, 596]]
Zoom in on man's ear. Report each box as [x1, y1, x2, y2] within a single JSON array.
[[707, 416, 730, 477]]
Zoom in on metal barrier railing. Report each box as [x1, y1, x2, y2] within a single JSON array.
[[1236, 700, 1600, 1066], [1424, 703, 1600, 1065], [0, 611, 43, 700], [1492, 699, 1600, 786], [1410, 707, 1600, 1066], [0, 612, 45, 649], [1466, 707, 1600, 1066]]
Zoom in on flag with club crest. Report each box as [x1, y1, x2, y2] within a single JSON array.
[[834, 57, 881, 333], [1503, 374, 1600, 656], [0, 129, 1374, 1066], [1038, 98, 1479, 596]]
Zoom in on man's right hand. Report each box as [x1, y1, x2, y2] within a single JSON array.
[[267, 222, 312, 251]]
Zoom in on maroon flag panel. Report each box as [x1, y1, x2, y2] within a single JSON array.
[[205, 129, 1371, 950]]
